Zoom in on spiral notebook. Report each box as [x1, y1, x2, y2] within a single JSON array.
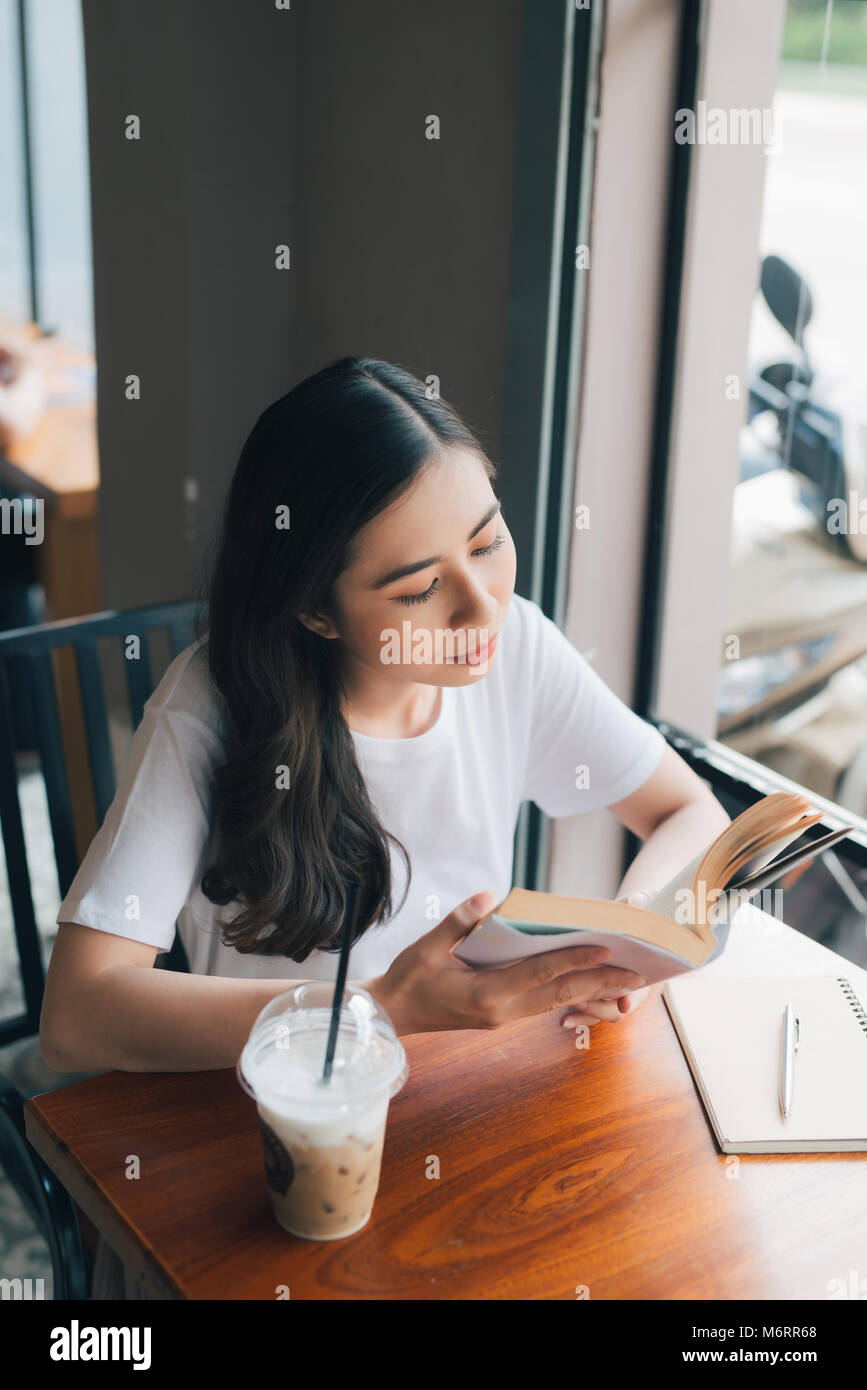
[[662, 974, 867, 1153]]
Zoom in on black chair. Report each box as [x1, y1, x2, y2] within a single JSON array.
[[0, 599, 204, 1298], [0, 479, 42, 750]]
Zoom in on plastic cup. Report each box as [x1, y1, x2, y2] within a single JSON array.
[[236, 982, 409, 1240]]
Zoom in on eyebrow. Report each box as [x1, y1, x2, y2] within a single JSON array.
[[369, 499, 502, 589]]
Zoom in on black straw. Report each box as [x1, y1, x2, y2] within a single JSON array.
[[322, 881, 360, 1083]]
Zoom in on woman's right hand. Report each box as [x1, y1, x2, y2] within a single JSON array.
[[370, 890, 645, 1035]]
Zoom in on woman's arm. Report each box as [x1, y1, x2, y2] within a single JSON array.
[[556, 747, 730, 1032], [40, 922, 382, 1074], [610, 745, 731, 898]]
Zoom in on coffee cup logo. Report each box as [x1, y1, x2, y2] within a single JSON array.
[[259, 1117, 294, 1195]]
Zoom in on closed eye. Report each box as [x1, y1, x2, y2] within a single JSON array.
[[393, 578, 440, 607], [472, 533, 506, 558], [392, 532, 506, 606]]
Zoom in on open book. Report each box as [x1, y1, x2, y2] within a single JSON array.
[[453, 793, 852, 985]]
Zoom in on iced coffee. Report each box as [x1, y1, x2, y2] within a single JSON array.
[[237, 983, 408, 1240]]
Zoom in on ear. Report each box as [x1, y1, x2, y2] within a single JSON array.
[[298, 610, 339, 640]]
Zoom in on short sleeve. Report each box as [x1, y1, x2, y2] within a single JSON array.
[[520, 602, 666, 817], [56, 705, 221, 952]]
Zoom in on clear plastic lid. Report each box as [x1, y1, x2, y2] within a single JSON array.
[[236, 981, 409, 1109]]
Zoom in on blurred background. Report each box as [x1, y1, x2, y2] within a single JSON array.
[[0, 0, 866, 1294]]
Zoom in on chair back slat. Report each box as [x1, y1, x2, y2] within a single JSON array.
[[0, 599, 203, 1049], [168, 613, 197, 658], [0, 661, 45, 1029], [73, 639, 116, 823], [123, 628, 153, 729], [27, 651, 80, 897], [0, 599, 204, 1300]]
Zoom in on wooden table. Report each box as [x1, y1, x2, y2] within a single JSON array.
[[0, 314, 101, 857], [24, 907, 867, 1300]]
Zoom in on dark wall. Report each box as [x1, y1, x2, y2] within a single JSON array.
[[82, 0, 524, 610], [294, 0, 523, 454]]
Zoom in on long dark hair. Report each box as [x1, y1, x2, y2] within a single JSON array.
[[199, 356, 495, 961]]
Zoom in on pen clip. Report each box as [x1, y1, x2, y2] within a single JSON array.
[[793, 1015, 800, 1053]]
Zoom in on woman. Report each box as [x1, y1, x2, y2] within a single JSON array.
[[40, 356, 729, 1295]]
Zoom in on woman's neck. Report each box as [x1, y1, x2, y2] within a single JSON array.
[[340, 666, 442, 739]]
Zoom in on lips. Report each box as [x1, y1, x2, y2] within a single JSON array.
[[446, 631, 499, 665]]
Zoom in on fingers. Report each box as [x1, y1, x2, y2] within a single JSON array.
[[615, 890, 650, 907], [617, 984, 650, 1013], [562, 983, 652, 1028], [494, 962, 646, 1025], [491, 941, 616, 997], [560, 998, 623, 1027], [430, 890, 498, 951]]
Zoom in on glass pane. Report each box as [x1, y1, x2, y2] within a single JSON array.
[[25, 0, 93, 348], [720, 0, 867, 840], [0, 0, 31, 320]]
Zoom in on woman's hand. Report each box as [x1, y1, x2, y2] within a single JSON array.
[[368, 890, 646, 1036], [559, 890, 653, 1032]]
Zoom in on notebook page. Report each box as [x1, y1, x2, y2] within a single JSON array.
[[664, 975, 867, 1147]]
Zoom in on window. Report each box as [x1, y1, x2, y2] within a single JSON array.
[[0, 0, 30, 322], [644, 0, 867, 970], [0, 0, 93, 344], [719, 0, 867, 824]]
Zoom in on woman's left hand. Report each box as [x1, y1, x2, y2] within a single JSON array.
[[559, 890, 653, 1031]]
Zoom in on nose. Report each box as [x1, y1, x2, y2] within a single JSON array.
[[448, 573, 499, 634]]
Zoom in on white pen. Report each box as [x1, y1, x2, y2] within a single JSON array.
[[779, 1003, 800, 1119]]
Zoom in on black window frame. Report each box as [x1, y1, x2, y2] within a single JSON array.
[[505, 0, 603, 891], [12, 0, 41, 326]]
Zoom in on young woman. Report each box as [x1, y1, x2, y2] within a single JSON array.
[[40, 356, 728, 1293], [42, 353, 730, 1068]]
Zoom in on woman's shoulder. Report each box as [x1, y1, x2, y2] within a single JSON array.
[[498, 591, 553, 664], [491, 593, 596, 709], [143, 633, 226, 744], [501, 591, 591, 663], [472, 593, 546, 718], [503, 591, 538, 635]]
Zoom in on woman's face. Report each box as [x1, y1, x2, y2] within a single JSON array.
[[323, 448, 517, 688]]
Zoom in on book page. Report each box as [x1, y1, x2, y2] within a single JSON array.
[[453, 916, 706, 984]]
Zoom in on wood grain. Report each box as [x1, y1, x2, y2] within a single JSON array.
[[25, 966, 867, 1300]]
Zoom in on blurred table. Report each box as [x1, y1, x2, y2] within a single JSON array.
[[0, 314, 100, 857]]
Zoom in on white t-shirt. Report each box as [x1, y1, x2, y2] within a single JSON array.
[[57, 593, 666, 981]]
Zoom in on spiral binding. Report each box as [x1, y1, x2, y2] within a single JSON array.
[[837, 977, 867, 1035]]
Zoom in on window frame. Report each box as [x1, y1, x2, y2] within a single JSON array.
[[506, 0, 604, 891], [623, 0, 867, 867]]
